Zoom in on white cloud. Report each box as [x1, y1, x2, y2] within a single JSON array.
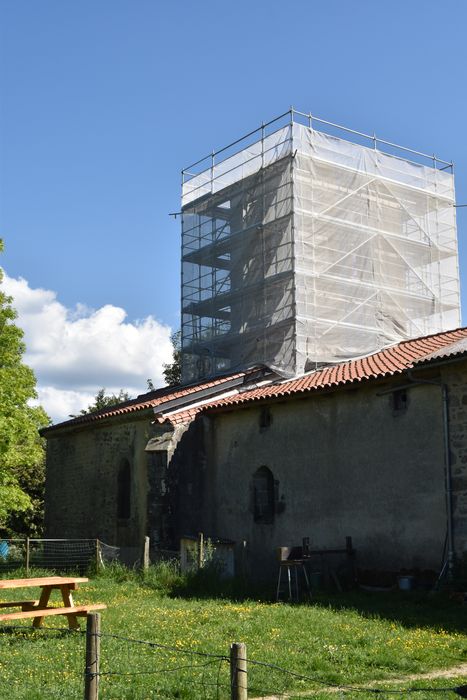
[[2, 273, 174, 424], [35, 387, 97, 423]]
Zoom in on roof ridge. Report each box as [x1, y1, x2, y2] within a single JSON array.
[[398, 325, 466, 347]]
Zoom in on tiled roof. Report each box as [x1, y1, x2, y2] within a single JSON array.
[[43, 327, 467, 435], [42, 372, 248, 434], [160, 327, 467, 425]]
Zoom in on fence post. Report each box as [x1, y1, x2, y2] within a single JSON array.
[[25, 538, 30, 576], [197, 532, 204, 570], [84, 612, 101, 700], [95, 539, 101, 573], [230, 642, 247, 700], [142, 536, 150, 571]]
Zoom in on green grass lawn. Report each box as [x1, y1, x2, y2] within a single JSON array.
[[0, 566, 466, 699]]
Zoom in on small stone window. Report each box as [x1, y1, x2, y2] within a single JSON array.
[[253, 466, 275, 524], [259, 406, 272, 430], [117, 459, 131, 520], [391, 389, 408, 415]]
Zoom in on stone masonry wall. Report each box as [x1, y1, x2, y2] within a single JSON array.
[[200, 375, 448, 580], [44, 358, 467, 576], [45, 414, 152, 553], [441, 358, 467, 560]]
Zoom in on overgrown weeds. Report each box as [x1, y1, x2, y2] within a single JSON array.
[[96, 558, 260, 600]]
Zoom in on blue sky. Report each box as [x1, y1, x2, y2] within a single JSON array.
[[1, 0, 466, 420]]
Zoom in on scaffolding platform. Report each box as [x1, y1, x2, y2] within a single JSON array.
[[181, 110, 460, 383]]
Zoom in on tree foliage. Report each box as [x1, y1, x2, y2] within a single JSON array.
[[76, 388, 132, 416], [162, 331, 182, 386], [6, 456, 45, 537], [0, 240, 49, 529]]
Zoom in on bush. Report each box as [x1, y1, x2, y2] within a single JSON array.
[[91, 557, 272, 600], [93, 560, 139, 583], [142, 560, 185, 594]]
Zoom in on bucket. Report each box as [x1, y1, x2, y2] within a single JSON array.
[[397, 575, 414, 591]]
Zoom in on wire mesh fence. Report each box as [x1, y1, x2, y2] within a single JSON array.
[[0, 539, 120, 574], [149, 547, 180, 565], [0, 539, 25, 572]]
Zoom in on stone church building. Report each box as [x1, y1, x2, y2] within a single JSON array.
[[43, 111, 466, 581], [43, 327, 467, 580]]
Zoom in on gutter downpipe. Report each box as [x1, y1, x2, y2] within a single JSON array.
[[407, 369, 454, 579]]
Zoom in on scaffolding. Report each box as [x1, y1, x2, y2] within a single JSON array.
[[181, 110, 460, 383]]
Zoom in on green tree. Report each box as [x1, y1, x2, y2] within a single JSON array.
[[162, 330, 182, 386], [6, 456, 45, 537], [76, 388, 131, 416], [0, 240, 49, 529]]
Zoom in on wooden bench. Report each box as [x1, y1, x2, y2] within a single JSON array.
[[0, 576, 107, 629], [0, 600, 39, 609], [0, 604, 106, 621]]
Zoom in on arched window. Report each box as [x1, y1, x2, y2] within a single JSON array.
[[253, 466, 275, 524], [117, 459, 131, 520]]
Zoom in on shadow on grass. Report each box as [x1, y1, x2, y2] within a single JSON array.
[[309, 589, 467, 635], [13, 561, 462, 636], [142, 562, 467, 635], [0, 626, 79, 644]]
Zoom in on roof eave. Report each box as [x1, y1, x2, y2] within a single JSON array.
[[40, 405, 155, 437], [163, 349, 467, 424]]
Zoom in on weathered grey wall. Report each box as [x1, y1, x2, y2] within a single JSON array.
[[441, 360, 467, 560], [45, 414, 152, 556], [197, 375, 451, 579], [44, 358, 467, 578], [161, 420, 210, 545]]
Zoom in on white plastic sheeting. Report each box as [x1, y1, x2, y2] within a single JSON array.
[[181, 122, 460, 383]]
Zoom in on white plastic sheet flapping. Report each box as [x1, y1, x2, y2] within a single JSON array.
[[181, 123, 460, 383]]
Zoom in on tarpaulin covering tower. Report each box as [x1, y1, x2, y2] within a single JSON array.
[[181, 110, 460, 383]]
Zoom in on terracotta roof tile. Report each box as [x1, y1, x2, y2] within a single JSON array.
[[43, 371, 248, 433], [161, 327, 467, 425], [44, 327, 467, 434]]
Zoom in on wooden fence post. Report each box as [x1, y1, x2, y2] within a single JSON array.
[[197, 532, 204, 570], [142, 536, 150, 571], [230, 642, 247, 700], [84, 612, 101, 700], [25, 538, 30, 576], [95, 539, 101, 573]]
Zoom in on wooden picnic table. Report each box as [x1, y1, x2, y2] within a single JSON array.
[[0, 576, 106, 629]]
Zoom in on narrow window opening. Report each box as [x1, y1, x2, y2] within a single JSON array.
[[253, 466, 275, 524], [392, 389, 408, 415], [259, 406, 273, 430], [117, 459, 131, 520]]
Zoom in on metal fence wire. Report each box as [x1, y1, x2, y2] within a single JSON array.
[[83, 628, 467, 700], [0, 539, 120, 574], [0, 622, 466, 700]]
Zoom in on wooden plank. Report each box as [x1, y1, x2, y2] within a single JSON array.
[[60, 584, 79, 631], [0, 604, 106, 622], [0, 577, 88, 589], [0, 601, 38, 608], [32, 585, 52, 628]]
